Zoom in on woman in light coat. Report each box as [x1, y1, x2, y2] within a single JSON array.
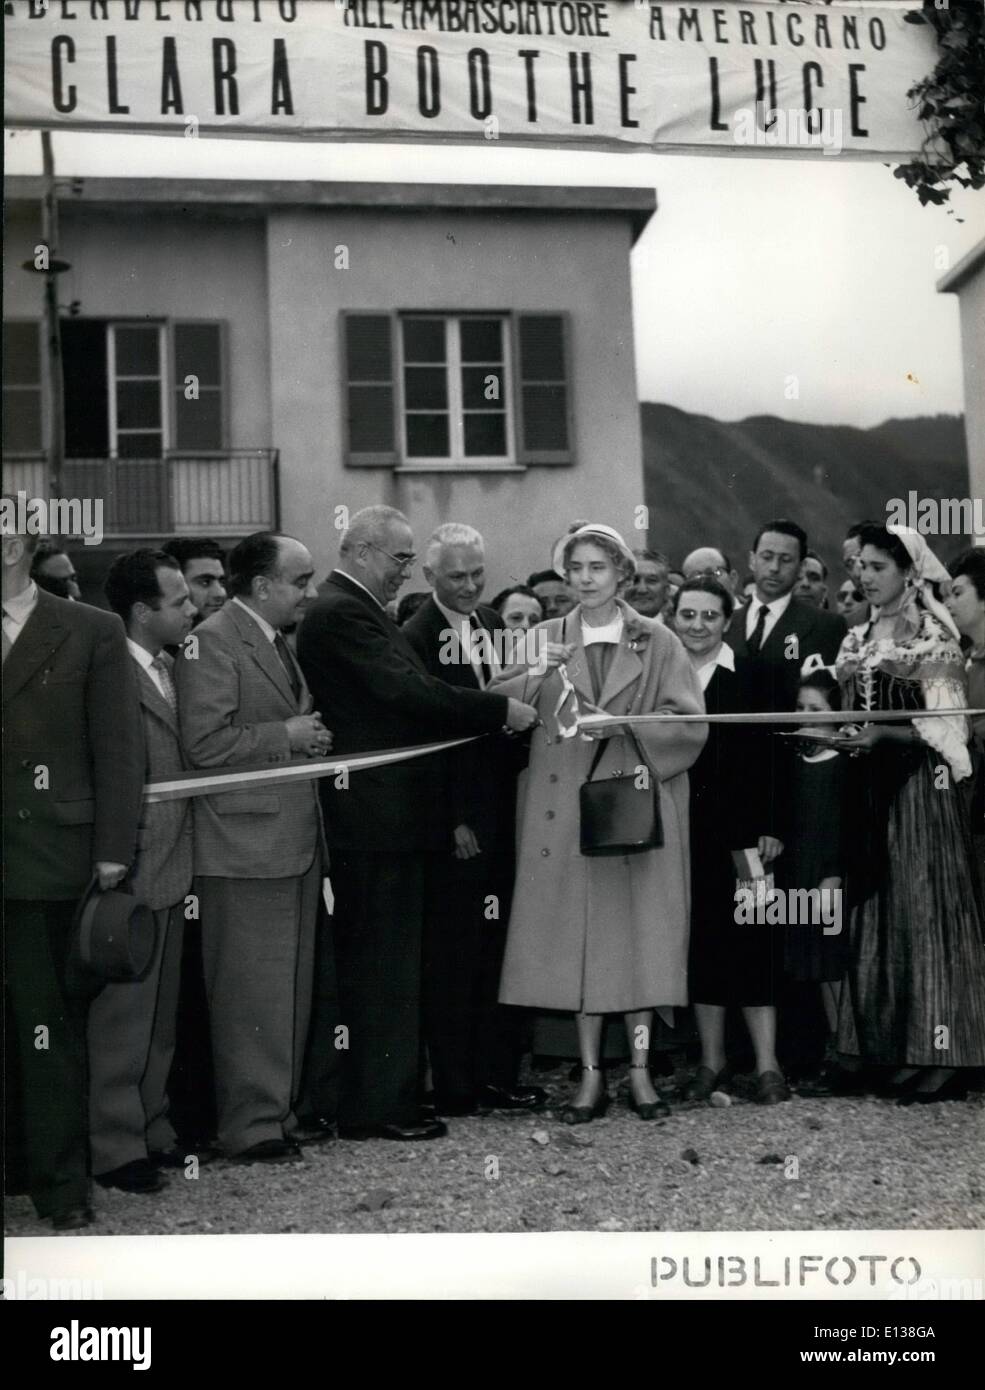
[[490, 524, 707, 1122]]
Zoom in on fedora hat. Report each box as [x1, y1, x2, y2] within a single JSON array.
[[70, 876, 156, 988]]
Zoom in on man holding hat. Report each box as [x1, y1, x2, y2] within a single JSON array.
[[87, 550, 201, 1195], [3, 514, 144, 1231]]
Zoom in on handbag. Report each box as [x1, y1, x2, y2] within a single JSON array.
[[579, 728, 663, 857]]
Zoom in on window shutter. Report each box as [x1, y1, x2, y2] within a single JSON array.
[[342, 313, 397, 466], [2, 321, 43, 453], [514, 313, 573, 466], [173, 322, 226, 450]]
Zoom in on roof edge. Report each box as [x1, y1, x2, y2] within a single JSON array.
[[937, 237, 985, 295]]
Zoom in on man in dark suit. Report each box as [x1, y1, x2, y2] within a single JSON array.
[[176, 532, 331, 1164], [403, 523, 546, 1116], [87, 550, 201, 1196], [729, 520, 846, 712], [3, 520, 144, 1230], [729, 519, 846, 1083], [298, 506, 537, 1142]]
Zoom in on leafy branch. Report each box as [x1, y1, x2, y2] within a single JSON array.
[[894, 1, 985, 214]]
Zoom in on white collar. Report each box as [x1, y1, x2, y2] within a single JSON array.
[[126, 638, 157, 671], [581, 612, 624, 645], [336, 569, 386, 612], [695, 641, 735, 690], [433, 595, 478, 630], [2, 579, 38, 620], [751, 591, 793, 618], [232, 596, 278, 643]]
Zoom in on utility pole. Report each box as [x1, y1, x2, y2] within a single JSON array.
[[40, 130, 65, 501]]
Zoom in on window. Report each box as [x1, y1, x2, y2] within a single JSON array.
[[2, 321, 43, 453], [109, 324, 166, 457], [173, 322, 225, 450], [342, 310, 572, 469], [401, 315, 512, 465]]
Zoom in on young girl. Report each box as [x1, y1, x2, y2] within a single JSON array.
[[783, 669, 849, 1050]]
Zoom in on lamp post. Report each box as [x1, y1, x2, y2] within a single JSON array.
[[41, 130, 66, 501]]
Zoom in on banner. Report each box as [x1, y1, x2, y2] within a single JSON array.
[[3, 1, 938, 157]]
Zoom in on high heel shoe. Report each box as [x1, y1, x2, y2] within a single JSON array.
[[628, 1062, 671, 1119], [896, 1073, 969, 1107], [560, 1065, 609, 1125]]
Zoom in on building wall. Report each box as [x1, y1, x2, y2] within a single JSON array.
[[266, 207, 645, 592], [955, 269, 985, 541], [3, 205, 273, 453]]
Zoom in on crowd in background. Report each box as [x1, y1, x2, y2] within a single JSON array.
[[3, 503, 984, 1231]]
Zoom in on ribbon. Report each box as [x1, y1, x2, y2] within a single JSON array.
[[566, 708, 985, 735], [144, 737, 476, 804]]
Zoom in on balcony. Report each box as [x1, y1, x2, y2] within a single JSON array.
[[1, 449, 280, 538]]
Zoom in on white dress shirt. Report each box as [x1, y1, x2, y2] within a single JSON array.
[[581, 614, 624, 647], [744, 591, 793, 646], [232, 595, 277, 643], [1, 580, 39, 649], [695, 640, 736, 692], [434, 596, 498, 687], [127, 638, 168, 701], [335, 570, 386, 613]]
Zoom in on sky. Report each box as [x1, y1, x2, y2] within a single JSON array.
[[6, 126, 984, 429]]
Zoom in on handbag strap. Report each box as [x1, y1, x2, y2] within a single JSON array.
[[584, 727, 654, 782]]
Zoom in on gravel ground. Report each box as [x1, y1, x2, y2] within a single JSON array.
[[6, 1067, 984, 1237]]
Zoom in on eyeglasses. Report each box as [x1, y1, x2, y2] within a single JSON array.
[[687, 567, 728, 579], [367, 542, 417, 571], [838, 589, 865, 605]]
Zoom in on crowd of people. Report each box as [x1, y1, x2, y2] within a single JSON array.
[[3, 503, 984, 1231]]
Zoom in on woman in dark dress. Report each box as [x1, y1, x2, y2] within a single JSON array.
[[675, 578, 789, 1105], [946, 548, 985, 899], [834, 525, 985, 1103]]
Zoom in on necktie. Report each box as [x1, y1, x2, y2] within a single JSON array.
[[750, 602, 770, 653], [274, 633, 302, 704], [469, 615, 490, 688], [151, 654, 177, 713]]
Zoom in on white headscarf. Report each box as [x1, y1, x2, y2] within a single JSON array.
[[887, 525, 960, 641]]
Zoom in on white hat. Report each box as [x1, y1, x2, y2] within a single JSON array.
[[551, 523, 636, 579]]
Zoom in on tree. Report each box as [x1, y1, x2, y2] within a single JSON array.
[[895, 0, 985, 216]]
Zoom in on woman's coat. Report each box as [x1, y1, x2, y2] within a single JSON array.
[[490, 601, 707, 1015]]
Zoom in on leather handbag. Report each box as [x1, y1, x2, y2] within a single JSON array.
[[579, 729, 663, 857]]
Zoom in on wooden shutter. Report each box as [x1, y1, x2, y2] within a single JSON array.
[[2, 320, 43, 453], [342, 312, 397, 466], [514, 312, 573, 466], [173, 321, 226, 450]]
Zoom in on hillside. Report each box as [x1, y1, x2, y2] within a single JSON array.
[[640, 405, 972, 577]]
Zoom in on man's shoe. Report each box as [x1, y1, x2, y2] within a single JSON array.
[[478, 1083, 548, 1111], [338, 1117, 448, 1142], [231, 1138, 304, 1164], [289, 1116, 336, 1145], [52, 1206, 94, 1232], [755, 1071, 791, 1105], [150, 1143, 218, 1168], [683, 1066, 730, 1103], [95, 1158, 167, 1194]]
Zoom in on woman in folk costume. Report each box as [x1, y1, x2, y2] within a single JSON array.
[[489, 523, 707, 1123], [833, 523, 985, 1104]]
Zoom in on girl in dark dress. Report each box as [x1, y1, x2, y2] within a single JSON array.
[[834, 525, 985, 1103], [676, 578, 789, 1106], [783, 670, 849, 1047]]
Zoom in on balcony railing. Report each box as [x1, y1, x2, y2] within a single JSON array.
[[2, 449, 279, 537]]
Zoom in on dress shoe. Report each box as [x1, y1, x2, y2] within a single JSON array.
[[95, 1158, 167, 1193], [289, 1116, 336, 1145], [231, 1138, 304, 1164], [560, 1065, 609, 1125], [755, 1070, 791, 1105], [628, 1092, 671, 1120], [896, 1075, 969, 1107], [338, 1117, 448, 1141], [683, 1066, 729, 1103], [52, 1206, 94, 1232], [150, 1142, 218, 1168], [478, 1084, 548, 1111]]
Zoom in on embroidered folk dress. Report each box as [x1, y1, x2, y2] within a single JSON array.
[[835, 596, 985, 1066]]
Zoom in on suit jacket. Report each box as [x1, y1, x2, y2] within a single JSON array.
[[297, 572, 510, 853], [129, 654, 194, 910], [3, 589, 144, 901], [175, 600, 321, 879], [730, 596, 846, 713], [402, 596, 519, 853]]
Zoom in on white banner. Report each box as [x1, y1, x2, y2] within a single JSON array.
[[3, 1, 938, 157]]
